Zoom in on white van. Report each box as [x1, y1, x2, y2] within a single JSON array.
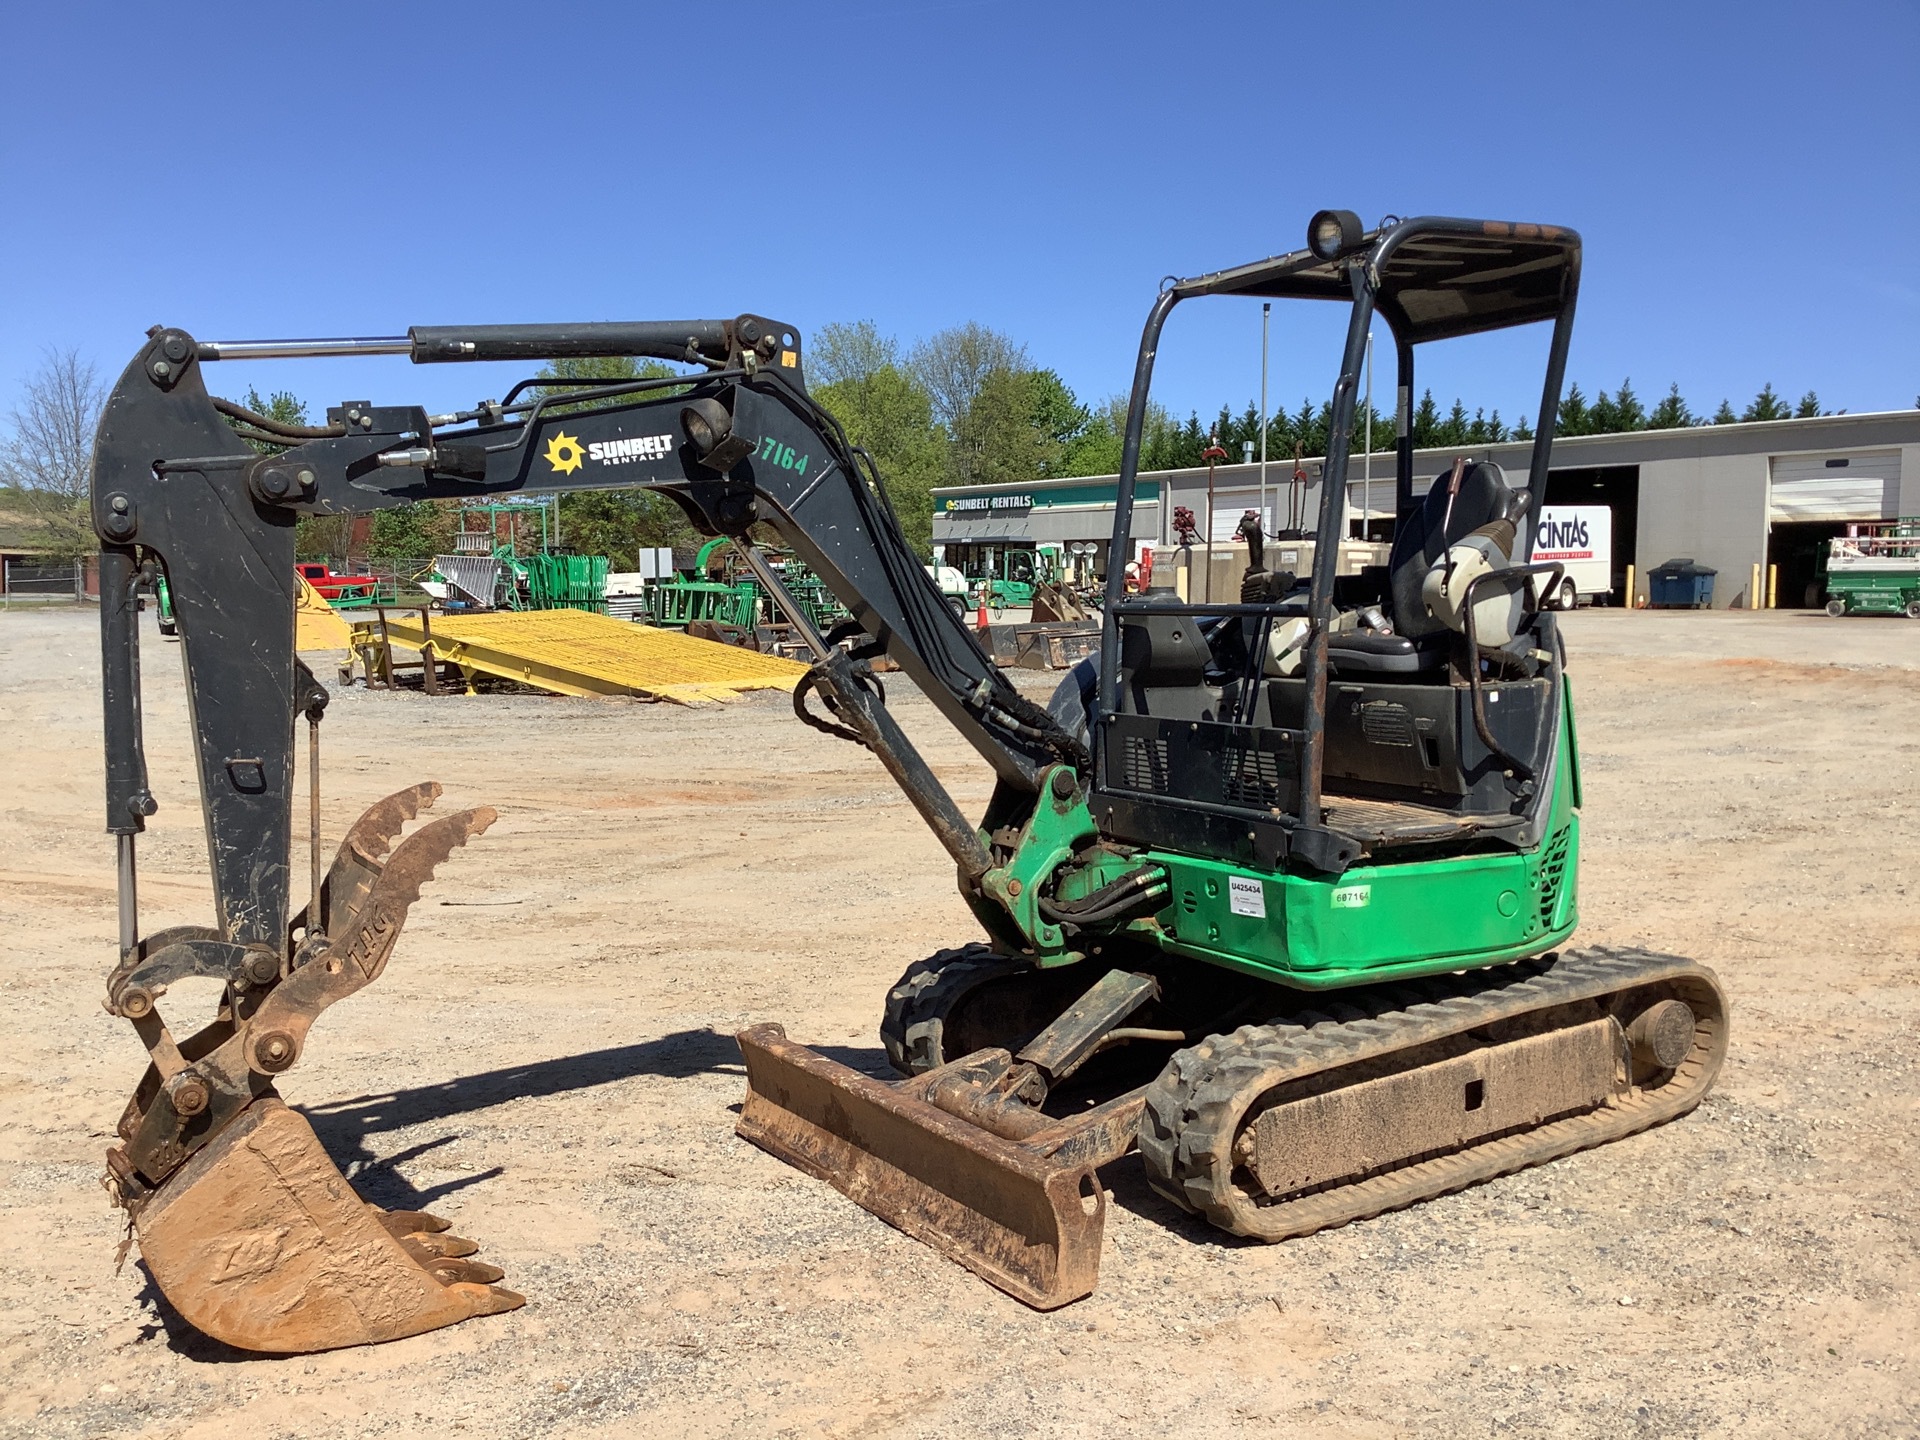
[[925, 563, 972, 618], [1531, 506, 1613, 608]]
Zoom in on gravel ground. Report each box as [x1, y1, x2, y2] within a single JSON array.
[[0, 606, 1915, 1439]]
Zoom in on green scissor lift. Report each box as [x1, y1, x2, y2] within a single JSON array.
[[1821, 518, 1920, 618]]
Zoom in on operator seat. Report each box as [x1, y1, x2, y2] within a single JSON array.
[[1326, 461, 1526, 676]]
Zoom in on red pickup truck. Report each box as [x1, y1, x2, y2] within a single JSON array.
[[295, 563, 378, 603]]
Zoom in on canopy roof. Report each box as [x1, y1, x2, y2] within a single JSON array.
[[1172, 217, 1579, 344]]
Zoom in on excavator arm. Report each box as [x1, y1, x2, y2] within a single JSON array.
[[91, 315, 1104, 1350], [98, 317, 1081, 928]]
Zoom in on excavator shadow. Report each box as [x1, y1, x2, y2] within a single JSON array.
[[125, 1028, 760, 1359], [296, 1028, 756, 1209]]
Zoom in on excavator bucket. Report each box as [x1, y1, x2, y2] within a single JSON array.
[[131, 1098, 522, 1353], [735, 1024, 1118, 1309], [108, 784, 521, 1353]]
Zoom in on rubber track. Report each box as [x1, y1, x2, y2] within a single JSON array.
[[879, 944, 1026, 1076], [1137, 946, 1728, 1241]]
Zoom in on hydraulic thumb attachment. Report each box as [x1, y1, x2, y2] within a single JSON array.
[[103, 785, 522, 1353]]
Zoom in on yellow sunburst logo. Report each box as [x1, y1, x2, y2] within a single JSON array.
[[543, 432, 585, 475]]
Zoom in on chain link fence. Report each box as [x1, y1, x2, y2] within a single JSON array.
[[1, 559, 88, 605]]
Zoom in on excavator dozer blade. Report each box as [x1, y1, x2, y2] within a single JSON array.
[[735, 1024, 1107, 1309], [131, 1097, 522, 1353]]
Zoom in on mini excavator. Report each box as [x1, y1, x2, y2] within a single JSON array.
[[91, 211, 1726, 1353]]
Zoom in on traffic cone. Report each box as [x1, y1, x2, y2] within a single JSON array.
[[976, 593, 990, 631]]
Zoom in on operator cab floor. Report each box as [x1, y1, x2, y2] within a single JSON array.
[[1320, 793, 1524, 847]]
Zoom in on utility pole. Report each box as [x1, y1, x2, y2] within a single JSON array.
[[1259, 303, 1270, 534]]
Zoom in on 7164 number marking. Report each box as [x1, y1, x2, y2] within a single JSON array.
[[756, 435, 809, 475]]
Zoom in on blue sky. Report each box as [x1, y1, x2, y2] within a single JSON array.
[[2, 0, 1915, 435]]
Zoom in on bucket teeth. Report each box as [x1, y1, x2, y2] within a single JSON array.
[[374, 1208, 452, 1238], [399, 1231, 481, 1261], [426, 1257, 509, 1286], [128, 1098, 523, 1353]]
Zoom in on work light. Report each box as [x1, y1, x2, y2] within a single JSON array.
[[1308, 209, 1364, 261]]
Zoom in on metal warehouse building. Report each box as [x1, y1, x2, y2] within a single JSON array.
[[932, 409, 1920, 609]]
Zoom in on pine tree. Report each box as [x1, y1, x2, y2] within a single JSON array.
[[1712, 399, 1738, 425], [1588, 387, 1620, 436], [1612, 378, 1646, 431], [1557, 383, 1590, 437], [1512, 415, 1533, 440], [1646, 383, 1693, 429], [1795, 390, 1823, 418], [1742, 384, 1791, 422], [1411, 389, 1441, 448]]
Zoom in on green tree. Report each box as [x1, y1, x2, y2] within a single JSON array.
[[1557, 383, 1591, 437], [1588, 379, 1645, 435], [366, 502, 447, 559], [907, 323, 1027, 430], [1611, 378, 1646, 431], [1410, 389, 1442, 448], [811, 320, 898, 386], [1646, 383, 1693, 429], [1465, 408, 1508, 444], [1712, 399, 1739, 424], [1794, 390, 1824, 418], [952, 367, 1058, 487], [220, 386, 309, 452], [1742, 384, 1791, 422], [1024, 369, 1091, 470], [1060, 393, 1176, 477], [814, 362, 945, 553], [1511, 415, 1534, 440]]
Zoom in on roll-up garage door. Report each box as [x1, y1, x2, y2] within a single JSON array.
[[1768, 450, 1900, 521]]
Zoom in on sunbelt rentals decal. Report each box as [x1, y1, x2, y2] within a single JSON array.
[[543, 430, 677, 475]]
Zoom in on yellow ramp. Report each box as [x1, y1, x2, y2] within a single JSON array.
[[296, 574, 354, 651], [355, 609, 808, 704]]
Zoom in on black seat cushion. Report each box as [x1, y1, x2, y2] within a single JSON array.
[[1327, 629, 1450, 676]]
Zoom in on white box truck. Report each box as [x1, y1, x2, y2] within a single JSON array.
[[1531, 505, 1613, 608]]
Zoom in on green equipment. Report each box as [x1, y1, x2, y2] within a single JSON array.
[[523, 552, 608, 610], [89, 211, 1726, 1356], [646, 537, 849, 633], [1821, 519, 1920, 617], [433, 502, 610, 612], [646, 537, 761, 628], [736, 211, 1728, 1308]]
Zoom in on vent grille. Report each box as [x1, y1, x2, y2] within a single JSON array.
[[1223, 745, 1287, 808], [1538, 825, 1571, 928], [1360, 701, 1417, 747], [1122, 734, 1172, 793]]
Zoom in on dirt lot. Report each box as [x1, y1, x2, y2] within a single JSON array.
[[1, 606, 1916, 1439]]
